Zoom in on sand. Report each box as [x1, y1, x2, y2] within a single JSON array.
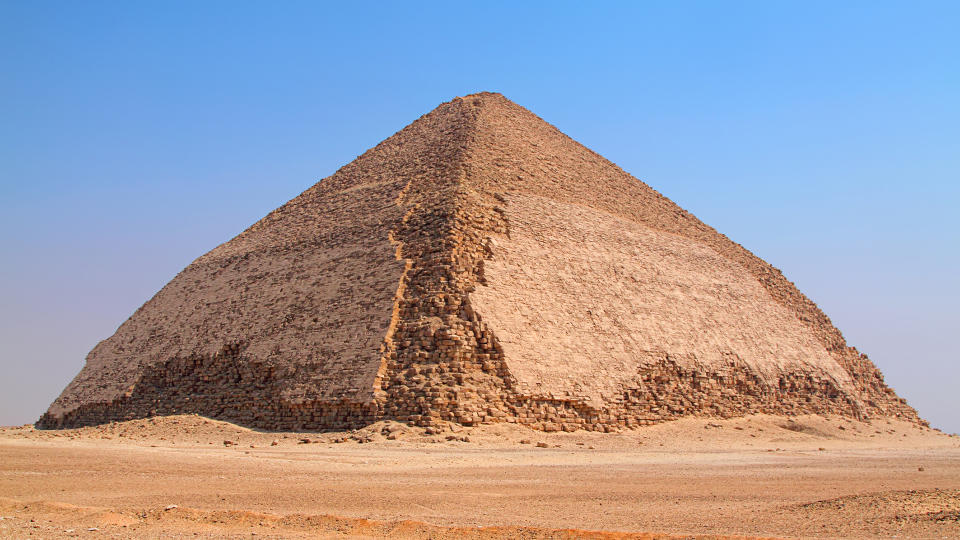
[[2, 414, 959, 538]]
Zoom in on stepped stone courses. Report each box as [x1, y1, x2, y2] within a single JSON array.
[[38, 92, 922, 431]]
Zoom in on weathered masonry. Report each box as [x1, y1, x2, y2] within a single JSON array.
[[39, 93, 921, 431]]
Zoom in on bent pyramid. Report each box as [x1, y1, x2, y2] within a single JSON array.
[[39, 93, 921, 431]]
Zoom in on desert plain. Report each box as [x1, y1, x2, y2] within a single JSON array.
[[2, 414, 959, 539]]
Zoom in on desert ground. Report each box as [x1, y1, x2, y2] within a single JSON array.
[[2, 414, 959, 539]]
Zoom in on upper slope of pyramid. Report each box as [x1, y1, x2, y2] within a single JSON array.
[[40, 93, 920, 430]]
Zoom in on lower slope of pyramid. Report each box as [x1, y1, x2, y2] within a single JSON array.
[[39, 92, 922, 431], [471, 192, 854, 407]]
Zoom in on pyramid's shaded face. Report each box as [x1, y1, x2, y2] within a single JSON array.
[[38, 93, 920, 431]]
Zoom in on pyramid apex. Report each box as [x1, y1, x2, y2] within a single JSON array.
[[459, 90, 506, 98], [452, 91, 512, 104]]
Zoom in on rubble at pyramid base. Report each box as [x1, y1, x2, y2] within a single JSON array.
[[37, 345, 919, 432]]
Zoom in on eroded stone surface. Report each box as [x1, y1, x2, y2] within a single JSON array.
[[39, 92, 922, 431], [471, 192, 853, 407]]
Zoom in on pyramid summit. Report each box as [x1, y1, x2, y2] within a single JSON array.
[[39, 92, 921, 431]]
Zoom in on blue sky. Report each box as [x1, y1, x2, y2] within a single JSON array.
[[1, 1, 957, 431]]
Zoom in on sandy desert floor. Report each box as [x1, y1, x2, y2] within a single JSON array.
[[1, 414, 959, 539]]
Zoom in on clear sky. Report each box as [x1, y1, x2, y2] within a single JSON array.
[[1, 1, 957, 432]]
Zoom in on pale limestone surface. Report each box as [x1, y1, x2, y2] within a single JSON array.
[[471, 193, 853, 406]]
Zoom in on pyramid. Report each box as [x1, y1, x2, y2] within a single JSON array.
[[38, 93, 921, 431]]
